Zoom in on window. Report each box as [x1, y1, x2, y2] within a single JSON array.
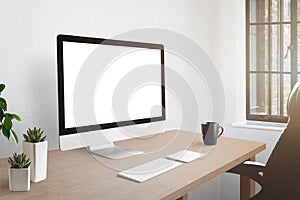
[[246, 0, 300, 123]]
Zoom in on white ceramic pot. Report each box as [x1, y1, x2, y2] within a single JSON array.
[[23, 141, 48, 182], [9, 167, 30, 191]]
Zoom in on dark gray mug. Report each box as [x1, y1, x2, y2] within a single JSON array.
[[201, 122, 224, 145]]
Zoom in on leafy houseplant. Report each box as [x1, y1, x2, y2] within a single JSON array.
[[23, 127, 47, 143], [0, 84, 21, 143], [8, 153, 31, 191], [23, 127, 48, 182], [8, 153, 31, 168]]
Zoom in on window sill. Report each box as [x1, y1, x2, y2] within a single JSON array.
[[232, 121, 286, 132]]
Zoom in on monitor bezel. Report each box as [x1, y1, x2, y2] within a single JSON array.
[[57, 34, 165, 136]]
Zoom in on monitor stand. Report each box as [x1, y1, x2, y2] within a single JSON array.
[[88, 143, 143, 159]]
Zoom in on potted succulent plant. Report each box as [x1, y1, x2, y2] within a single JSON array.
[[8, 153, 31, 191], [23, 127, 47, 182], [0, 84, 21, 143]]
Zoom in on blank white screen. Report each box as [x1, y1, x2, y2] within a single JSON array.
[[63, 41, 162, 129]]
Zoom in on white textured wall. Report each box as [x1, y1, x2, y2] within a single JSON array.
[[0, 0, 219, 155], [0, 1, 221, 199]]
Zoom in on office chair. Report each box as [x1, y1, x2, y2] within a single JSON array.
[[227, 80, 300, 200]]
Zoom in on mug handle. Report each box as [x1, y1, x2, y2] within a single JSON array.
[[218, 126, 224, 137]]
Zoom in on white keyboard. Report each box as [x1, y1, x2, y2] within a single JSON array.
[[118, 158, 183, 183]]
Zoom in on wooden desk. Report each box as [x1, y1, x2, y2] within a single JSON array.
[[0, 130, 265, 200]]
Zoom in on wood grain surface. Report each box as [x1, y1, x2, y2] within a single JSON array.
[[0, 130, 265, 200]]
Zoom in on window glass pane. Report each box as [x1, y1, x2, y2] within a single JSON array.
[[283, 74, 291, 116], [282, 0, 291, 22], [250, 25, 269, 71], [283, 24, 291, 72], [250, 0, 269, 23], [271, 25, 280, 71], [271, 0, 280, 22], [298, 0, 300, 21], [269, 24, 291, 72], [250, 73, 269, 115], [272, 0, 291, 22], [298, 74, 300, 81], [271, 74, 280, 115]]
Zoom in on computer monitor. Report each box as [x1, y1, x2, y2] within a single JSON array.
[[57, 35, 165, 159]]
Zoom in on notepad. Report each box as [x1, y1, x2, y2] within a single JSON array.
[[166, 150, 205, 163]]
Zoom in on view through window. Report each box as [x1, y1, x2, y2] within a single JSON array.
[[247, 0, 300, 122]]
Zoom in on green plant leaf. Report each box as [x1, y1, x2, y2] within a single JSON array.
[[0, 84, 5, 93], [23, 134, 30, 142], [2, 126, 10, 140], [11, 114, 21, 121], [0, 109, 4, 122], [4, 113, 13, 120], [11, 130, 19, 144], [41, 135, 47, 142], [0, 97, 7, 111], [3, 117, 12, 130]]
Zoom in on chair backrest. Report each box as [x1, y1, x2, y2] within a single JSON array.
[[286, 80, 300, 127], [257, 80, 300, 199]]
